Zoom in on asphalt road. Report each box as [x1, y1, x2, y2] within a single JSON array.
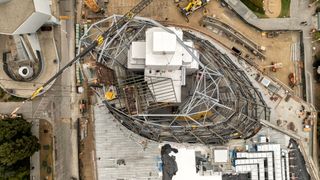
[[51, 0, 79, 179]]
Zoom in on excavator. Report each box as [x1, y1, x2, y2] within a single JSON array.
[[179, 0, 210, 22]]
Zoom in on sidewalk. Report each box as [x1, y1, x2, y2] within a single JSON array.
[[223, 0, 306, 31], [30, 120, 40, 180]]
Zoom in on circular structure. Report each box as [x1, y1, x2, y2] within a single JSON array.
[[79, 16, 270, 144], [18, 66, 34, 79]]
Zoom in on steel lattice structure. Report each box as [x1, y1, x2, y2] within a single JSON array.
[[79, 15, 270, 144]]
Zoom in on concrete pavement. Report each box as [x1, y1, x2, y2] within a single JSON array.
[[0, 101, 33, 118]]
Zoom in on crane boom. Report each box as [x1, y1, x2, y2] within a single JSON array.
[[30, 0, 154, 100]]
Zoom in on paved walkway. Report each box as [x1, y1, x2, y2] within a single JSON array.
[[224, 0, 308, 31]]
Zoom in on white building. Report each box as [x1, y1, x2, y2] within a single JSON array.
[[235, 143, 290, 180], [214, 149, 229, 163], [0, 0, 52, 35], [173, 148, 222, 180], [127, 27, 199, 103]]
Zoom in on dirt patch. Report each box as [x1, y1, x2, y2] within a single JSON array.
[[79, 83, 95, 180], [39, 119, 53, 180], [264, 0, 282, 18]]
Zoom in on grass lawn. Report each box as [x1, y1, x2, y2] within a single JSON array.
[[240, 0, 267, 18], [278, 0, 291, 17]]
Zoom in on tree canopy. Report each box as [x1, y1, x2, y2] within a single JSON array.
[[0, 117, 39, 179], [0, 136, 40, 166], [0, 117, 31, 143]]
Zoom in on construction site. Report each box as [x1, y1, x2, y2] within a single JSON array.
[[0, 0, 318, 180], [80, 15, 271, 144]]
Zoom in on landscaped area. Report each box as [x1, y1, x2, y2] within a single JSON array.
[[39, 120, 53, 180], [240, 0, 266, 18], [278, 0, 291, 18], [241, 0, 291, 18]]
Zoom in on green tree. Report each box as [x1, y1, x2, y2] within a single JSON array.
[[0, 117, 39, 179], [0, 136, 39, 166], [0, 118, 31, 143], [0, 159, 29, 180]]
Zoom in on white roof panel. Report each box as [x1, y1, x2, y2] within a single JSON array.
[[145, 27, 183, 69], [214, 149, 228, 163], [153, 31, 176, 53], [131, 41, 146, 59]]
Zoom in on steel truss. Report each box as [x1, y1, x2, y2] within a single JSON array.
[[79, 15, 270, 145]]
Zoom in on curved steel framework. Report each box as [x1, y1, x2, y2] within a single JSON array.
[[79, 15, 270, 144]]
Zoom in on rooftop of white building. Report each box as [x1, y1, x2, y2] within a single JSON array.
[[173, 148, 222, 180], [0, 0, 51, 35]]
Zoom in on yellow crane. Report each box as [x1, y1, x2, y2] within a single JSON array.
[[180, 0, 210, 22]]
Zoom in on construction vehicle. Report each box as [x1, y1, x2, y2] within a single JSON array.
[[105, 85, 117, 101], [288, 73, 296, 88], [10, 0, 155, 115], [179, 0, 210, 22], [84, 0, 102, 13]]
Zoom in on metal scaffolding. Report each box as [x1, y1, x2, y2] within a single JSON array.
[[79, 15, 270, 145]]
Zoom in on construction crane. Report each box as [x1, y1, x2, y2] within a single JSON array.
[[179, 0, 210, 22], [10, 0, 154, 115]]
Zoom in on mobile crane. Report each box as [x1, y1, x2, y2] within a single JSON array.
[[179, 0, 210, 22], [10, 0, 154, 115]]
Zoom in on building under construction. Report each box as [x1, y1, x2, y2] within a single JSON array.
[[79, 15, 270, 145]]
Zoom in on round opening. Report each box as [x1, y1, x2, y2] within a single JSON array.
[[22, 68, 28, 75]]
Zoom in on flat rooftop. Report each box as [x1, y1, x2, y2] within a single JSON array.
[[0, 0, 35, 34]]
